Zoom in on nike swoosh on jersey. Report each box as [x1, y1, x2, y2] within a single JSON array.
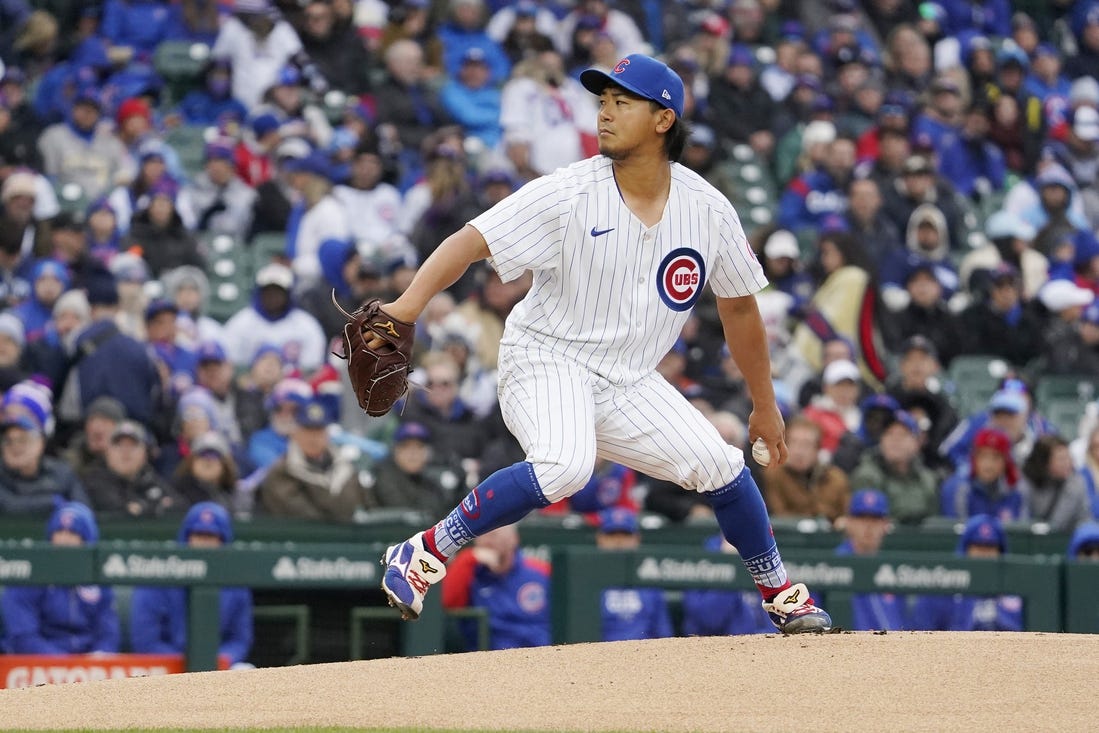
[[590, 227, 615, 237]]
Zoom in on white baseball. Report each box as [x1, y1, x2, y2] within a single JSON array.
[[752, 437, 772, 467]]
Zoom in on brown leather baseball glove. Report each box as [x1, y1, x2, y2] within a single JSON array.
[[332, 294, 415, 416]]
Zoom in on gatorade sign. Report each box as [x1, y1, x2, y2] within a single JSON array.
[[0, 654, 185, 689]]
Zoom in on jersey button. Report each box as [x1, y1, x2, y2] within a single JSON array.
[[637, 276, 644, 284]]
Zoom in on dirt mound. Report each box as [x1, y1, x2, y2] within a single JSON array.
[[1, 632, 1091, 732]]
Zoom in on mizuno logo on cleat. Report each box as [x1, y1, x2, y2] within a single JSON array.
[[419, 559, 439, 574], [783, 589, 800, 605]]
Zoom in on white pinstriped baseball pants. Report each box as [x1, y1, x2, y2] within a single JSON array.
[[498, 345, 746, 503]]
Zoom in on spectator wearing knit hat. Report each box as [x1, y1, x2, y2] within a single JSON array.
[[0, 169, 50, 258], [945, 426, 1028, 522], [160, 265, 227, 350]]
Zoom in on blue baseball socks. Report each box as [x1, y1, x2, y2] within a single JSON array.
[[422, 462, 550, 563], [703, 467, 792, 601]]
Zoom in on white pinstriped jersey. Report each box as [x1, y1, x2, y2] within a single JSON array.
[[470, 156, 767, 385]]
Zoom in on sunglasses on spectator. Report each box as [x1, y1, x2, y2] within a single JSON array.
[[427, 379, 457, 388]]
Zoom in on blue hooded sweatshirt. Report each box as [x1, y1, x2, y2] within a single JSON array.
[[681, 534, 776, 636], [129, 503, 254, 665], [1, 502, 121, 654], [909, 515, 1024, 631]]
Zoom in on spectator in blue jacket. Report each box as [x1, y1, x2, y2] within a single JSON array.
[[62, 273, 162, 429], [437, 0, 511, 85], [939, 101, 1007, 199], [12, 259, 69, 344], [440, 47, 503, 150], [909, 514, 1024, 632], [100, 0, 185, 57], [246, 377, 314, 470], [681, 534, 775, 636], [943, 425, 1028, 522], [595, 508, 673, 642], [441, 523, 551, 651], [777, 134, 856, 231], [834, 489, 907, 631], [179, 59, 249, 126], [130, 502, 254, 667], [1, 502, 120, 654]]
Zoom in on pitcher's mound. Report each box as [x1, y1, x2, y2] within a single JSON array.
[[1, 632, 1092, 732]]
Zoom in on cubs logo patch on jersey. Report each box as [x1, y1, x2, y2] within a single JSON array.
[[656, 248, 706, 311], [517, 581, 548, 614]]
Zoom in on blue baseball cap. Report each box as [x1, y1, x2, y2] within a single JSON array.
[[848, 489, 889, 518], [959, 514, 1007, 554], [599, 508, 639, 534], [580, 54, 685, 118], [296, 398, 330, 429], [196, 340, 228, 364], [144, 298, 178, 321], [394, 421, 431, 443]]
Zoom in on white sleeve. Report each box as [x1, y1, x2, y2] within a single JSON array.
[[469, 174, 565, 283], [708, 202, 768, 298]]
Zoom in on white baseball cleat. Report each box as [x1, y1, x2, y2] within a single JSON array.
[[762, 582, 833, 634], [380, 531, 447, 620]]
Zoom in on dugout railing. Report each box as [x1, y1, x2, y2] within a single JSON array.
[[548, 547, 1067, 643]]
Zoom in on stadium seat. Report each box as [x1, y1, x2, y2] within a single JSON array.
[[947, 354, 1008, 416], [164, 124, 212, 178], [1044, 398, 1084, 441], [203, 234, 252, 323], [54, 181, 89, 215], [1035, 375, 1099, 412], [250, 232, 289, 270], [153, 41, 210, 106]]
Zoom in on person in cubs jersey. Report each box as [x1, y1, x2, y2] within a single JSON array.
[[380, 53, 832, 634]]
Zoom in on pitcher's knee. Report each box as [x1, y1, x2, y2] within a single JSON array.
[[686, 448, 745, 493], [531, 459, 595, 504]]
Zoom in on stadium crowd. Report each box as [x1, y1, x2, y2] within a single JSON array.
[[4, 0, 1099, 649]]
